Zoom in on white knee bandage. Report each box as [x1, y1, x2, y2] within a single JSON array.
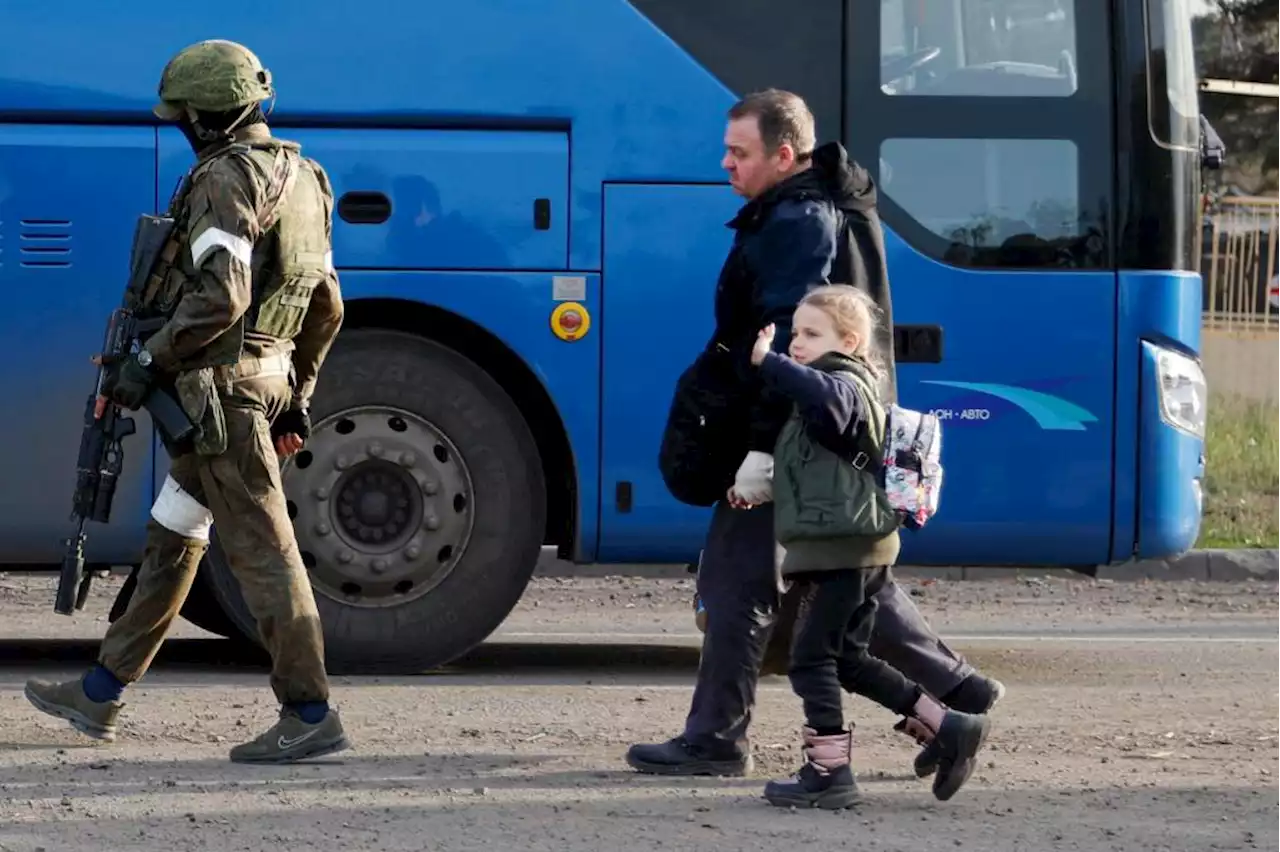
[[150, 475, 214, 540]]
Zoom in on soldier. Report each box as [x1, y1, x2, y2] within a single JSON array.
[[24, 40, 349, 764]]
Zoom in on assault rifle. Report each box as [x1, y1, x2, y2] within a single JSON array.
[[56, 216, 197, 615]]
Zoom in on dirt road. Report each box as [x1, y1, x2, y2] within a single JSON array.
[[0, 571, 1276, 851]]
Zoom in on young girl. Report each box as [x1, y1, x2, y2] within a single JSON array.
[[731, 284, 990, 810]]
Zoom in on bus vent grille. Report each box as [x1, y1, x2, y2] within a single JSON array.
[[19, 219, 73, 269]]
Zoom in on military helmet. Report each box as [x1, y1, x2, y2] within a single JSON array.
[[153, 39, 274, 120]]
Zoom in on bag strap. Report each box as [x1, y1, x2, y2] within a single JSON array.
[[837, 368, 886, 477], [254, 145, 301, 233], [828, 207, 854, 286], [304, 156, 337, 244]]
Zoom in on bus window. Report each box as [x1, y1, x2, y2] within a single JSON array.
[[1145, 0, 1200, 150], [881, 0, 1078, 96], [879, 137, 1087, 266]]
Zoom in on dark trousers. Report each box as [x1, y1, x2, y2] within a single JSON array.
[[788, 568, 920, 731], [683, 500, 972, 753]]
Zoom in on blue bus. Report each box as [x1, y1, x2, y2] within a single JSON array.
[[0, 0, 1210, 673]]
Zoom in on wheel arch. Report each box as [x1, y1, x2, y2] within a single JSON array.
[[340, 297, 578, 558]]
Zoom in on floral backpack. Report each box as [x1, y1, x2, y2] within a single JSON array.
[[845, 369, 945, 531]]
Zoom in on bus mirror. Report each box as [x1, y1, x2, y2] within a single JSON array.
[[1199, 115, 1226, 170]]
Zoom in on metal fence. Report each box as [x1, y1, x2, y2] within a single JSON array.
[[1197, 195, 1278, 402]]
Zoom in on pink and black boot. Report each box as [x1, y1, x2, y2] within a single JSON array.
[[894, 692, 991, 801], [913, 676, 1006, 779], [763, 727, 861, 810]]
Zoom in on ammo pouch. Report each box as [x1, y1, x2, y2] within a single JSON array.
[[174, 367, 230, 456]]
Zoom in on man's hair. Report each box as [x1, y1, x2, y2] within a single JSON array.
[[727, 89, 816, 159]]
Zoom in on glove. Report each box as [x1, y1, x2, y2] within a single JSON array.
[[271, 406, 312, 441], [729, 450, 774, 505], [101, 354, 153, 411]]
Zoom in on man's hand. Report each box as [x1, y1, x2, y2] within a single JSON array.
[[271, 407, 311, 458], [274, 433, 305, 458], [100, 353, 153, 411], [731, 450, 774, 506], [750, 323, 776, 366]]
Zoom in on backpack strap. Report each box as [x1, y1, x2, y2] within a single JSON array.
[[837, 368, 886, 478], [303, 156, 337, 245], [828, 207, 854, 286], [254, 145, 300, 233]]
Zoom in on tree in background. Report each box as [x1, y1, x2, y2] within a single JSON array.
[[1194, 0, 1279, 195]]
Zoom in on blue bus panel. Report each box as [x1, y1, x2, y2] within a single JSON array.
[[158, 128, 571, 272], [1119, 271, 1206, 559], [0, 1, 737, 270], [0, 125, 157, 563], [0, 0, 1205, 581], [598, 182, 740, 561]]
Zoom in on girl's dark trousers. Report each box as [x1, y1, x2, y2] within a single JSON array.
[[787, 567, 923, 732]]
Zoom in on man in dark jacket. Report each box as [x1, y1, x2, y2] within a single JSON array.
[[635, 89, 1004, 777]]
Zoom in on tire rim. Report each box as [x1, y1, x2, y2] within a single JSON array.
[[282, 406, 476, 608]]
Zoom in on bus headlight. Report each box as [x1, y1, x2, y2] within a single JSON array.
[[1155, 347, 1207, 439]]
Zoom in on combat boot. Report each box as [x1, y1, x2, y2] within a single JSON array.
[[763, 727, 860, 810], [894, 692, 990, 801], [913, 676, 1006, 779], [24, 677, 124, 742], [229, 706, 351, 764]]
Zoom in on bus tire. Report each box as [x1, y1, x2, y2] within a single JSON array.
[[202, 329, 547, 675]]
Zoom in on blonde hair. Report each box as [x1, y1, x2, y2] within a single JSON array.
[[799, 284, 884, 374]]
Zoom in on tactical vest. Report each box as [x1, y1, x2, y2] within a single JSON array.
[[241, 143, 335, 343], [772, 356, 900, 544], [125, 135, 335, 372]]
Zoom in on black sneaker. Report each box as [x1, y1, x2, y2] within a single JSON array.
[[944, 675, 1007, 715], [625, 736, 751, 776]]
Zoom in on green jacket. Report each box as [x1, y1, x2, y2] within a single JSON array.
[[766, 351, 900, 574]]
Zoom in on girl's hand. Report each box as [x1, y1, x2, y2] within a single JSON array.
[[726, 486, 755, 510], [750, 323, 776, 366]]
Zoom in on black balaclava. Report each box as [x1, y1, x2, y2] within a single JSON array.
[[178, 104, 267, 154]]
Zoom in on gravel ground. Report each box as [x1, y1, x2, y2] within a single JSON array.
[[0, 571, 1275, 852]]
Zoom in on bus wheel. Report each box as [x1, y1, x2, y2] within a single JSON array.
[[202, 329, 547, 675]]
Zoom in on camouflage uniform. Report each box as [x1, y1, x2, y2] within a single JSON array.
[[24, 40, 349, 764]]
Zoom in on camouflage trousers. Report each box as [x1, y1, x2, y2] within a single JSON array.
[[98, 361, 329, 704]]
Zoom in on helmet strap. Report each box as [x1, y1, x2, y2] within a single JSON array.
[[183, 102, 256, 145], [183, 105, 222, 144]]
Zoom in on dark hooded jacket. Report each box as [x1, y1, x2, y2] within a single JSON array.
[[658, 141, 896, 507]]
